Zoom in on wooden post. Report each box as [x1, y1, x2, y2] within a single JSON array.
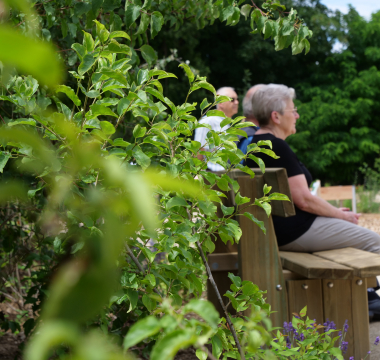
[[237, 175, 288, 327], [207, 183, 238, 316]]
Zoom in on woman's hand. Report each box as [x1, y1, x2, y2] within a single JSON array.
[[339, 210, 360, 224], [288, 174, 362, 223]]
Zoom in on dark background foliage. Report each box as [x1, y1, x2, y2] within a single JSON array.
[[150, 1, 380, 184]]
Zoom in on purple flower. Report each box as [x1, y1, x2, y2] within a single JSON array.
[[340, 340, 349, 354], [344, 320, 349, 332], [349, 357, 354, 360], [368, 351, 371, 354], [375, 336, 380, 345], [287, 343, 291, 349]]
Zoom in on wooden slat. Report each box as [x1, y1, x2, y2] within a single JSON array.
[[282, 269, 307, 281], [208, 253, 238, 271], [320, 185, 354, 201], [279, 251, 354, 279], [287, 279, 324, 326], [237, 176, 288, 327], [217, 168, 296, 217], [352, 277, 370, 359], [313, 247, 380, 278], [322, 279, 354, 359]]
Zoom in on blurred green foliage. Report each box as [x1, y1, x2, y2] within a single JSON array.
[[0, 0, 328, 359]]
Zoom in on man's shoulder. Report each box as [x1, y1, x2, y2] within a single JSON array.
[[199, 116, 224, 124]]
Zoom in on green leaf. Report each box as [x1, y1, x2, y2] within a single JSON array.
[[126, 289, 138, 313], [133, 124, 147, 138], [197, 81, 216, 95], [109, 30, 131, 40], [123, 316, 161, 349], [242, 282, 258, 296], [241, 4, 252, 20], [145, 274, 156, 286], [137, 69, 150, 85], [99, 68, 129, 87], [113, 138, 131, 147], [125, 4, 142, 28], [228, 273, 242, 287], [263, 184, 272, 195], [235, 192, 250, 205], [258, 148, 279, 159], [83, 31, 95, 52], [28, 185, 44, 198], [107, 40, 131, 55], [268, 192, 289, 201], [300, 305, 307, 317], [196, 349, 207, 360], [100, 121, 115, 135], [254, 199, 271, 217], [256, 140, 272, 149], [90, 104, 118, 118], [183, 299, 219, 328], [150, 11, 164, 39], [142, 294, 156, 312], [248, 154, 265, 173], [150, 329, 197, 360], [221, 203, 234, 216], [0, 151, 11, 173], [146, 87, 165, 102], [141, 44, 157, 66], [243, 212, 266, 234], [179, 63, 194, 84], [135, 13, 150, 35], [8, 118, 36, 127], [133, 145, 151, 169], [93, 20, 109, 43], [78, 54, 96, 76], [55, 85, 81, 106], [0, 25, 63, 87], [220, 117, 232, 128], [166, 196, 188, 210], [207, 110, 226, 118], [211, 335, 223, 359]]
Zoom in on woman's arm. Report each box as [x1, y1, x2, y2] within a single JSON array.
[[288, 174, 360, 224]]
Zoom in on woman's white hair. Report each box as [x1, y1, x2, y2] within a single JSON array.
[[252, 84, 296, 126]]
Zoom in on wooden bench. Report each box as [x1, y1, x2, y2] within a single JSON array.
[[207, 168, 380, 359]]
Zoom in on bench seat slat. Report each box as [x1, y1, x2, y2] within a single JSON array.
[[313, 247, 380, 278], [279, 251, 354, 279]]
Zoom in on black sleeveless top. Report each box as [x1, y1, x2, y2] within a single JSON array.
[[245, 133, 317, 246]]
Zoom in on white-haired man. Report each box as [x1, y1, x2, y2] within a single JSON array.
[[194, 87, 239, 171]]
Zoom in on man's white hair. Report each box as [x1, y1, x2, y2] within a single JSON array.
[[216, 87, 235, 109], [252, 84, 296, 126], [242, 84, 264, 118]]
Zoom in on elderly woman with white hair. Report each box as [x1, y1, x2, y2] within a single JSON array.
[[245, 84, 380, 317]]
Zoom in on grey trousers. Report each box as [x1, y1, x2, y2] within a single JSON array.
[[279, 216, 380, 255]]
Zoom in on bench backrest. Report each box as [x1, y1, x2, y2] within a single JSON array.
[[209, 168, 294, 326]]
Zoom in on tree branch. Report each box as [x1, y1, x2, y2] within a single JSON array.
[[125, 244, 163, 298]]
